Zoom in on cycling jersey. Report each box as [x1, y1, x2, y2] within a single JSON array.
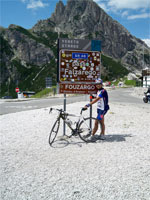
[[97, 88, 109, 111]]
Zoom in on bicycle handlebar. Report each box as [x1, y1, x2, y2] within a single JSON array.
[[49, 108, 63, 114], [80, 107, 87, 115], [49, 107, 87, 115]]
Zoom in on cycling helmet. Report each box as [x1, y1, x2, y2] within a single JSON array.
[[95, 78, 103, 84]]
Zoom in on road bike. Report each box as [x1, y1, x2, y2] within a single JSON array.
[[49, 107, 100, 146]]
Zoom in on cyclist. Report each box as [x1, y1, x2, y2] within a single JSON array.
[[145, 86, 150, 95], [84, 78, 109, 140]]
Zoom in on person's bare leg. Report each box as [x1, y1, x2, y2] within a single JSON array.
[[100, 117, 105, 135], [92, 120, 98, 135]]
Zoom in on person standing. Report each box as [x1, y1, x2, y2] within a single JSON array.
[[145, 86, 150, 95], [84, 78, 109, 140]]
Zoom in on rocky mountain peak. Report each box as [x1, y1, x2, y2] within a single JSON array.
[[51, 1, 65, 23], [49, 0, 149, 70], [51, 0, 102, 24], [0, 0, 150, 98]]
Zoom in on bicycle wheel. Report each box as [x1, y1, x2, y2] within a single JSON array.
[[78, 117, 99, 142], [49, 119, 60, 145]]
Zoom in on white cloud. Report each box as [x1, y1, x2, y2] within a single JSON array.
[[20, 0, 48, 10], [108, 0, 149, 10], [94, 0, 150, 20], [27, 0, 48, 9], [121, 11, 129, 17], [128, 13, 150, 20], [94, 0, 150, 10], [142, 39, 150, 47]]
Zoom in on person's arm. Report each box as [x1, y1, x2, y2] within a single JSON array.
[[91, 94, 96, 99], [85, 96, 101, 108]]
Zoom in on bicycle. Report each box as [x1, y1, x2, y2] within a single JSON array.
[[49, 107, 101, 146]]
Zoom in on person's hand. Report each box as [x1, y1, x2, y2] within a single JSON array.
[[85, 103, 90, 108], [82, 103, 90, 111]]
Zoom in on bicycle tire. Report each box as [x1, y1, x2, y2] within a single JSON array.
[[49, 119, 60, 145], [78, 117, 99, 143]]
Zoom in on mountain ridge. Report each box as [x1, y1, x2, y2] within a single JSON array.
[[0, 0, 150, 97], [33, 0, 150, 70]]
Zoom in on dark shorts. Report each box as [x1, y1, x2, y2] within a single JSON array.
[[97, 105, 109, 120]]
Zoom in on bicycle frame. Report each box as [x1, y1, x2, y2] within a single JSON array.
[[49, 107, 99, 145], [49, 108, 86, 135]]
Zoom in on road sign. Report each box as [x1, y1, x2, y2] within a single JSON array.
[[59, 83, 97, 94], [59, 50, 101, 83], [57, 38, 101, 94], [45, 77, 52, 88], [15, 87, 19, 93], [59, 38, 101, 51]]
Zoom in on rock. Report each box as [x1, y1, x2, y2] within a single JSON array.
[[127, 73, 138, 80]]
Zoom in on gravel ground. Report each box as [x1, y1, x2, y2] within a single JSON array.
[[131, 87, 148, 98], [0, 97, 150, 200]]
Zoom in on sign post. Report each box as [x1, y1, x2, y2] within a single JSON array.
[[57, 38, 101, 135], [63, 94, 66, 135], [90, 95, 93, 129], [59, 49, 101, 94]]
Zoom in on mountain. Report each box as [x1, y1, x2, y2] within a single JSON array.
[[0, 0, 150, 98], [49, 0, 150, 70]]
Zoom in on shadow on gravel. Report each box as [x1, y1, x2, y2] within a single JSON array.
[[104, 134, 133, 142], [49, 138, 85, 148], [49, 134, 133, 148]]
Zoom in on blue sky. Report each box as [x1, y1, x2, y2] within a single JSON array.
[[0, 0, 150, 46]]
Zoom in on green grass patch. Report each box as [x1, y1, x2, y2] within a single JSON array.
[[31, 86, 56, 98], [12, 26, 58, 48], [1, 58, 57, 98], [124, 80, 136, 86], [0, 35, 14, 56], [101, 54, 129, 80], [0, 81, 17, 98]]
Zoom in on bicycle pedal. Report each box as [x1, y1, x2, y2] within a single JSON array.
[[58, 135, 69, 140], [83, 133, 91, 138], [72, 132, 78, 136]]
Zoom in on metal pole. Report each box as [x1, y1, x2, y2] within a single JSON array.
[[63, 94, 66, 135], [56, 83, 59, 94], [90, 95, 92, 130]]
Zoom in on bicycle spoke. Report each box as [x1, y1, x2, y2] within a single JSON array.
[[78, 117, 99, 143], [49, 120, 60, 146]]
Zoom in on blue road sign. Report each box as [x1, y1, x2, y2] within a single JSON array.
[[91, 40, 101, 51], [72, 53, 88, 59]]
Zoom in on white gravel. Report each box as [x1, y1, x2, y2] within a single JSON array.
[[131, 87, 148, 98], [0, 97, 150, 200]]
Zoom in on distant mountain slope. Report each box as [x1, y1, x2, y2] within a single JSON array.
[[50, 0, 150, 69], [0, 0, 150, 97]]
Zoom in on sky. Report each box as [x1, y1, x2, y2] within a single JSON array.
[[0, 0, 150, 47]]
